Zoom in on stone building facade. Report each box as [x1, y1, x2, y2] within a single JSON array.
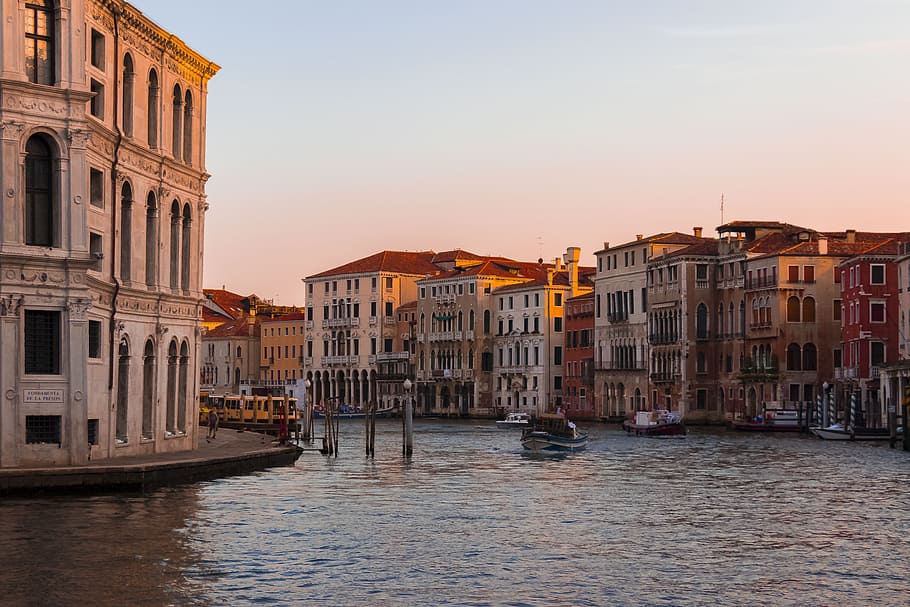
[[0, 0, 217, 466]]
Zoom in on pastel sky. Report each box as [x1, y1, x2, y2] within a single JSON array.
[[141, 1, 909, 305]]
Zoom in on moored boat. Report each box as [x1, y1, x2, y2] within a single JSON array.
[[496, 412, 531, 429], [810, 423, 893, 441], [731, 409, 802, 432], [521, 413, 587, 452], [623, 410, 686, 437]]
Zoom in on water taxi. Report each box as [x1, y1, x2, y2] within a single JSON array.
[[521, 413, 588, 452]]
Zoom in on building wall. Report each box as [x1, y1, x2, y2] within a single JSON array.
[[0, 0, 217, 467]]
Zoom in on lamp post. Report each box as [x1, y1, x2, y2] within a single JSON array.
[[402, 378, 413, 456]]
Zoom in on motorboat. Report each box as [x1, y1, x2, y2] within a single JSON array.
[[731, 409, 802, 432], [496, 412, 531, 429], [521, 413, 587, 452], [623, 410, 686, 437], [810, 423, 893, 441]]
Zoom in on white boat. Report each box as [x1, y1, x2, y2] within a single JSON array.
[[810, 423, 892, 441], [496, 412, 531, 429]]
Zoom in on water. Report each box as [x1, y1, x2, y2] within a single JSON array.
[[2, 420, 909, 607]]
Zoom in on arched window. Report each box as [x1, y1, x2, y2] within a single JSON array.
[[171, 85, 183, 160], [802, 297, 816, 323], [182, 90, 193, 165], [457, 311, 463, 332], [696, 351, 706, 373], [728, 302, 735, 336], [803, 343, 817, 371], [120, 182, 132, 281], [116, 338, 130, 442], [25, 0, 54, 85], [787, 296, 801, 322], [122, 53, 134, 137], [786, 343, 801, 371], [469, 309, 475, 330], [169, 200, 180, 289], [696, 303, 708, 339], [483, 310, 491, 334], [739, 300, 745, 336], [25, 135, 55, 246], [234, 367, 240, 386], [178, 341, 189, 432], [717, 303, 724, 336], [236, 346, 242, 358], [147, 69, 159, 148], [166, 340, 177, 434], [145, 191, 158, 286], [142, 339, 155, 439], [752, 298, 759, 325], [181, 203, 192, 291]]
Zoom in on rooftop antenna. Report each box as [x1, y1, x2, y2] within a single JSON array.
[[537, 235, 544, 259], [720, 193, 725, 226]]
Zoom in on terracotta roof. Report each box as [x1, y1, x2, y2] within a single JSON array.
[[748, 231, 910, 260], [261, 312, 307, 323], [567, 291, 595, 303], [431, 249, 487, 264], [493, 269, 595, 293], [602, 231, 706, 252], [203, 288, 251, 320], [662, 239, 719, 259], [205, 316, 256, 338], [717, 220, 808, 232], [308, 251, 442, 279]]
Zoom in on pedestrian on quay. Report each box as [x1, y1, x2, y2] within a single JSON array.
[[207, 408, 219, 439]]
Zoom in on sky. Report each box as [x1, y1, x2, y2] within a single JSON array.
[[140, 1, 910, 306]]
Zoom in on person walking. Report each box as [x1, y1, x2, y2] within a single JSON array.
[[207, 408, 219, 439]]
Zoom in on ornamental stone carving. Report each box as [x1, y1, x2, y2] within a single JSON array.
[[66, 128, 93, 148], [4, 95, 67, 116], [67, 298, 92, 320], [0, 294, 23, 317], [1, 121, 26, 140]]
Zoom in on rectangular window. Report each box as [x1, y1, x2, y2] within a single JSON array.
[[26, 415, 61, 444], [90, 29, 105, 70], [696, 264, 708, 280], [307, 307, 313, 321], [89, 232, 103, 270], [90, 168, 104, 208], [554, 376, 562, 390], [803, 266, 815, 283], [469, 283, 475, 295], [25, 310, 60, 374], [384, 338, 393, 353], [833, 300, 841, 321], [696, 389, 707, 410], [788, 265, 799, 282], [554, 346, 562, 365], [870, 302, 885, 323], [88, 319, 102, 359], [88, 419, 99, 445], [554, 317, 562, 332], [385, 277, 393, 290], [385, 301, 393, 317], [870, 264, 885, 285], [871, 342, 885, 366], [554, 293, 562, 307], [90, 79, 104, 119], [370, 338, 376, 355]]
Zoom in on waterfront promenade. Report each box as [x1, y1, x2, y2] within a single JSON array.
[[0, 429, 301, 496]]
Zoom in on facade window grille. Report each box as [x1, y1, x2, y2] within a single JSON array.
[[26, 415, 61, 444], [25, 310, 60, 374]]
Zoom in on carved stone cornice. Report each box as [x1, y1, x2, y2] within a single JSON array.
[[1, 121, 26, 140]]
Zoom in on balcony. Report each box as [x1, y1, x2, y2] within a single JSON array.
[[430, 331, 455, 342], [377, 351, 410, 362], [322, 317, 360, 329], [320, 355, 358, 366], [465, 330, 474, 340], [871, 366, 881, 379], [607, 311, 628, 323], [648, 334, 678, 345]]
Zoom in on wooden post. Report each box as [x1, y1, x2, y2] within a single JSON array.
[[365, 401, 375, 458], [404, 395, 413, 457]]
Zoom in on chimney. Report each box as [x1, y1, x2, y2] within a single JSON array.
[[846, 229, 856, 243], [603, 241, 610, 250], [693, 226, 703, 238], [563, 246, 581, 296], [818, 236, 828, 255], [636, 234, 643, 241]]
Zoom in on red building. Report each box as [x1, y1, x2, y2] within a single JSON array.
[[563, 292, 596, 420], [838, 237, 909, 427]]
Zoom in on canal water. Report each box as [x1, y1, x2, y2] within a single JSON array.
[[2, 420, 909, 607]]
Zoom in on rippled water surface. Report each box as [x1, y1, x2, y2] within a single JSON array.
[[2, 420, 909, 606]]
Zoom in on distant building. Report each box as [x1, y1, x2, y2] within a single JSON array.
[[563, 291, 595, 420], [374, 301, 417, 412], [594, 231, 704, 420], [0, 0, 218, 466], [259, 312, 307, 393], [302, 251, 444, 409], [880, 239, 910, 428], [838, 235, 909, 426]]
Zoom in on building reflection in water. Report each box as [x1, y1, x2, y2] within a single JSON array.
[[0, 487, 209, 607]]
